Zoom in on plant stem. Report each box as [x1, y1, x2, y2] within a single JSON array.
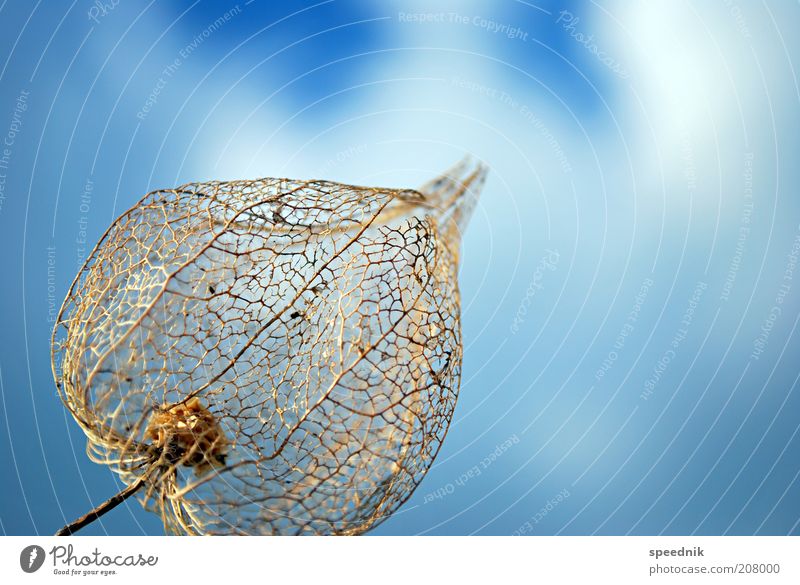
[[55, 476, 146, 536]]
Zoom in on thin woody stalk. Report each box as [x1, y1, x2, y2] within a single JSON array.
[[55, 476, 146, 536]]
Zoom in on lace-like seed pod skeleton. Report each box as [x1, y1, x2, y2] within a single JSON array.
[[51, 158, 487, 535]]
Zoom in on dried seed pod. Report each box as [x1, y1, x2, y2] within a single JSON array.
[[52, 158, 487, 535]]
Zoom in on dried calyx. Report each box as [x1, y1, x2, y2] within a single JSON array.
[[52, 157, 487, 535]]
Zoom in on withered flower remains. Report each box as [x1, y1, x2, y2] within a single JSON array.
[[52, 158, 487, 535]]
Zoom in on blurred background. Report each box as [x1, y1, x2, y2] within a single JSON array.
[[1, 0, 799, 535]]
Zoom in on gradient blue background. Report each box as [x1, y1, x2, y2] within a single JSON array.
[[1, 0, 799, 536]]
